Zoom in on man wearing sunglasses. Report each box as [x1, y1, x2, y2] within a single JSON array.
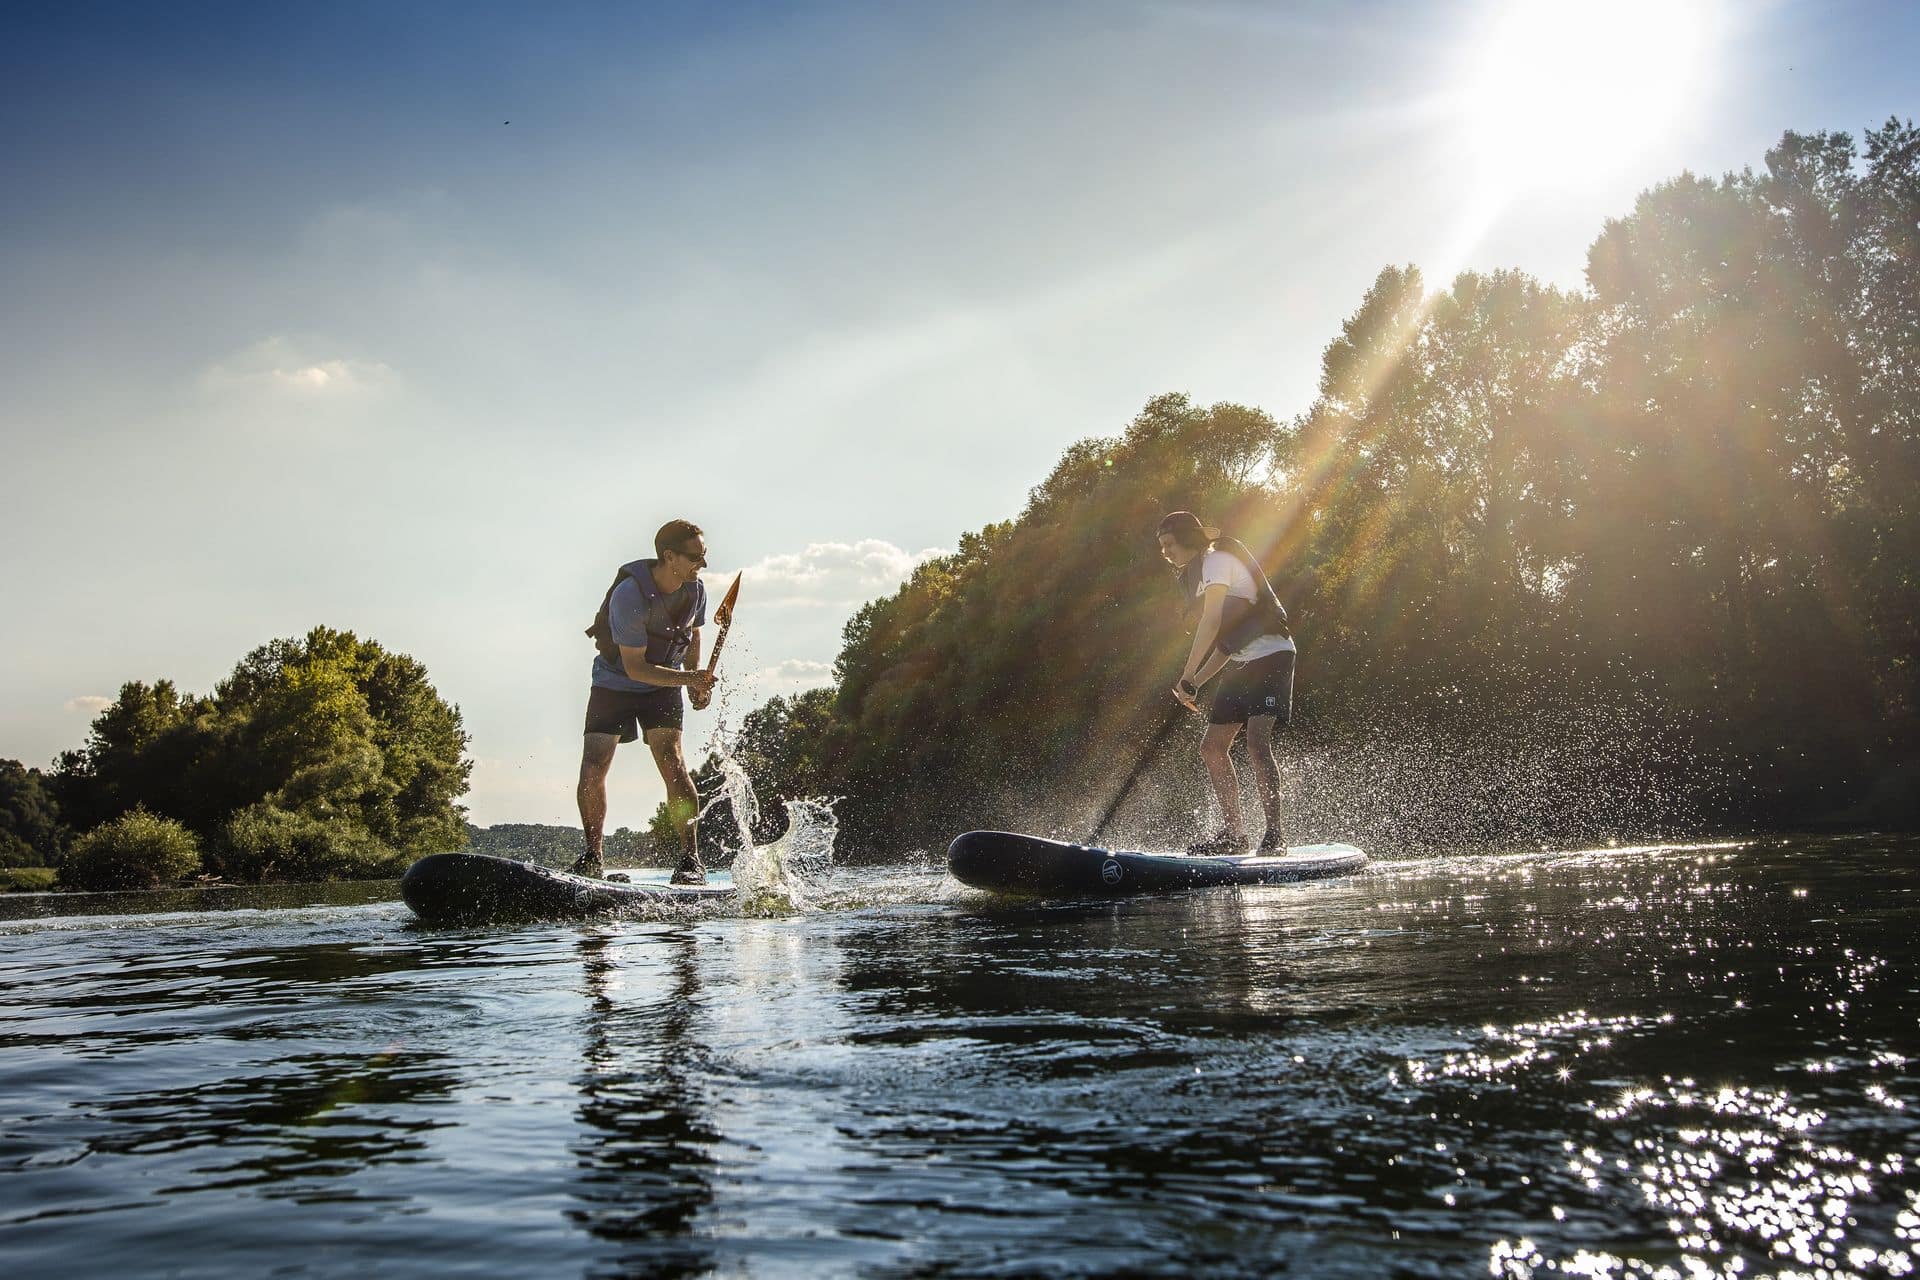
[[577, 518, 718, 884]]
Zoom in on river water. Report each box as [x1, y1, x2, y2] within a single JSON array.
[[2, 835, 1915, 1278]]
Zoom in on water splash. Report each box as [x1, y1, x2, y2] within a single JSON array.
[[732, 799, 839, 914], [1089, 670, 1730, 858], [696, 718, 837, 914]]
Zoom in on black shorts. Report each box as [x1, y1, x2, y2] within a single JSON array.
[[1208, 649, 1295, 726], [583, 684, 683, 742]]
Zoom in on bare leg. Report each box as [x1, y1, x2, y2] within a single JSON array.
[[646, 727, 701, 876], [576, 733, 618, 870], [1244, 715, 1284, 848], [1198, 721, 1247, 839]]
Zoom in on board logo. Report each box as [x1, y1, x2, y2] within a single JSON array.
[[1101, 859, 1124, 886]]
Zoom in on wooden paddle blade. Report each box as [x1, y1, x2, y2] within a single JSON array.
[[714, 572, 742, 626], [702, 573, 744, 677]]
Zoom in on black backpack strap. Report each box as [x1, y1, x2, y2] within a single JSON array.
[[1214, 537, 1292, 643], [587, 568, 634, 663]]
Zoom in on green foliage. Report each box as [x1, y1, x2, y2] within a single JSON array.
[[62, 808, 201, 890], [647, 802, 683, 854], [212, 803, 397, 883], [51, 627, 472, 882], [707, 123, 1920, 852], [0, 759, 62, 868], [735, 689, 840, 808], [602, 826, 655, 863], [1, 867, 58, 892]]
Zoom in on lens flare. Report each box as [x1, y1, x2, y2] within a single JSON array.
[[1461, 0, 1717, 187]]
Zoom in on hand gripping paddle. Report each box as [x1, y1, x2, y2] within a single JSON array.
[[690, 573, 742, 710]]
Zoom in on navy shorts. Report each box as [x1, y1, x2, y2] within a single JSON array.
[[584, 684, 683, 742], [1208, 649, 1295, 726]]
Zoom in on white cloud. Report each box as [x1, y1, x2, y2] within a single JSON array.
[[727, 539, 947, 610], [65, 695, 111, 714], [200, 336, 396, 396], [269, 361, 364, 390], [717, 657, 838, 713], [749, 658, 835, 690]]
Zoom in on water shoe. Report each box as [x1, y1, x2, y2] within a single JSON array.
[[1185, 831, 1252, 858]]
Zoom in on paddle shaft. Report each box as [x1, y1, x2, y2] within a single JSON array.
[[1086, 700, 1190, 845]]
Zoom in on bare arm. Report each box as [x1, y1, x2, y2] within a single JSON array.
[[1181, 585, 1229, 687], [618, 638, 713, 692], [1193, 647, 1232, 687]]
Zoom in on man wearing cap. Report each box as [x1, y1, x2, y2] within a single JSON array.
[[576, 519, 717, 884], [1155, 510, 1297, 857]]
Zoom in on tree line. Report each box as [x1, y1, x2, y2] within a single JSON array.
[[462, 822, 656, 867], [702, 123, 1920, 857], [9, 123, 1916, 881], [3, 627, 473, 889], [0, 630, 674, 889]]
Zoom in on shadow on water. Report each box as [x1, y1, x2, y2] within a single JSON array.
[[0, 907, 491, 1270], [83, 1049, 461, 1195]]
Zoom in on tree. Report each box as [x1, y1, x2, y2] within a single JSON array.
[[708, 126, 1919, 852], [0, 759, 62, 867], [51, 627, 473, 881], [50, 680, 221, 836], [217, 628, 472, 857]]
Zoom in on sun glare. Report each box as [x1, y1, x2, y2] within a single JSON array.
[[1462, 0, 1716, 188]]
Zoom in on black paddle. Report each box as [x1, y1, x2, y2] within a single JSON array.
[[1085, 699, 1192, 846]]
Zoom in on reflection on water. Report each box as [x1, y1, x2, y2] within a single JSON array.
[[570, 931, 717, 1276], [0, 835, 1914, 1276]]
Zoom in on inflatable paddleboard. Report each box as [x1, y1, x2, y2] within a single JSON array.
[[401, 851, 732, 924], [947, 830, 1366, 897]]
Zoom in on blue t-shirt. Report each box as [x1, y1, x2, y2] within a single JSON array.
[[590, 564, 708, 693]]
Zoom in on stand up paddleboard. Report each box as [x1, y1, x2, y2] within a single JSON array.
[[401, 852, 733, 924], [947, 830, 1366, 897]]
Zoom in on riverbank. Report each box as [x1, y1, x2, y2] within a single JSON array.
[[0, 876, 400, 921]]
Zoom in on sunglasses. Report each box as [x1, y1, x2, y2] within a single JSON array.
[[675, 546, 708, 568]]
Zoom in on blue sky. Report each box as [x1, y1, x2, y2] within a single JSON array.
[[3, 1, 1915, 830]]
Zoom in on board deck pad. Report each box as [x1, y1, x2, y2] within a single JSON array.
[[401, 851, 733, 924], [947, 830, 1367, 897]]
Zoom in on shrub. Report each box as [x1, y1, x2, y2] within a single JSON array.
[[62, 809, 201, 890], [1, 867, 58, 892], [0, 836, 44, 869], [213, 804, 401, 882]]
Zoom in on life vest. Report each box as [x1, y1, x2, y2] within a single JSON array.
[[1177, 537, 1292, 655], [586, 560, 699, 671]]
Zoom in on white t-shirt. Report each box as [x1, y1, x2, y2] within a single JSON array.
[[1196, 549, 1295, 662]]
